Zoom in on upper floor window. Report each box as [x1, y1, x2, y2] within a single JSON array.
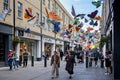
[[52, 3, 55, 11], [3, 0, 10, 11], [43, 0, 45, 5], [36, 13, 39, 24], [59, 10, 61, 17], [56, 7, 58, 14], [18, 2, 23, 18], [48, 0, 50, 9]]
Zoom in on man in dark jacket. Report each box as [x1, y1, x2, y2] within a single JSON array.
[[94, 50, 100, 67]]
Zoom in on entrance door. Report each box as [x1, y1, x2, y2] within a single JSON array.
[[0, 34, 5, 63]]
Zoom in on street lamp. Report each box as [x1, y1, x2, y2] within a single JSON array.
[[30, 42, 34, 67]]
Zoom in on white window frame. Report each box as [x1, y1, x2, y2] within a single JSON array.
[[48, 0, 50, 9], [3, 0, 10, 11], [43, 0, 45, 5], [18, 2, 23, 18]]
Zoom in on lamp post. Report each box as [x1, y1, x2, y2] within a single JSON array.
[[31, 42, 34, 67], [40, 0, 46, 67], [55, 33, 57, 51]]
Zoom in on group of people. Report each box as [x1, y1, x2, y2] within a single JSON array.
[[8, 48, 30, 70], [104, 50, 112, 75], [86, 49, 100, 67], [8, 50, 19, 70], [50, 48, 76, 79], [85, 49, 113, 75]]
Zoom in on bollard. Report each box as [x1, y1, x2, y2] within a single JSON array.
[[31, 56, 34, 67], [101, 60, 104, 68], [44, 56, 47, 67], [86, 57, 88, 68]]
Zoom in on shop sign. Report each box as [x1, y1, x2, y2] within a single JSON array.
[[43, 38, 55, 43], [56, 40, 64, 45], [23, 33, 41, 40]]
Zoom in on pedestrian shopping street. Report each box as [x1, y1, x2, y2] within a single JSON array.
[[0, 0, 120, 80], [0, 59, 112, 80]]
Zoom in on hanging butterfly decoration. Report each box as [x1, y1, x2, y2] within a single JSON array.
[[71, 5, 76, 17], [94, 16, 103, 21], [39, 22, 45, 26], [87, 27, 94, 31], [73, 18, 79, 25], [25, 27, 30, 33], [24, 8, 36, 22], [87, 10, 98, 19], [52, 21, 61, 33], [74, 14, 86, 19], [64, 24, 73, 29], [84, 18, 89, 23], [0, 8, 12, 21], [89, 20, 94, 25], [92, 0, 101, 8], [93, 21, 98, 26], [78, 22, 84, 28]]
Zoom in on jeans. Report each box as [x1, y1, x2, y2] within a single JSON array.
[[8, 59, 13, 70]]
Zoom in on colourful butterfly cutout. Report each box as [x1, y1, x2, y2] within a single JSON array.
[[87, 10, 98, 19], [92, 1, 101, 8], [84, 18, 88, 23], [71, 5, 76, 16], [53, 22, 61, 33], [78, 22, 84, 28], [75, 14, 85, 19], [89, 20, 94, 25], [93, 21, 98, 26], [25, 28, 30, 33]]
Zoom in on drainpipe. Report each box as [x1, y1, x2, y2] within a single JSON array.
[[40, 0, 47, 67], [13, 0, 15, 50]]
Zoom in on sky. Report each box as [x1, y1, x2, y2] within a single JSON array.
[[59, 0, 102, 31]]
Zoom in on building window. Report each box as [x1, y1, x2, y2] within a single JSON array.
[[52, 3, 55, 11], [18, 30, 24, 36], [3, 0, 9, 11], [36, 13, 39, 24], [48, 0, 50, 9], [56, 8, 58, 14], [43, 0, 45, 5], [59, 10, 61, 17], [43, 16, 45, 23], [18, 2, 23, 18]]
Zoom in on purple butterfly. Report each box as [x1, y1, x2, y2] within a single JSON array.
[[87, 10, 98, 18]]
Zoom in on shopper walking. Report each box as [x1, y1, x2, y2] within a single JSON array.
[[60, 49, 64, 61], [23, 49, 29, 67], [13, 51, 19, 69], [94, 50, 100, 67], [51, 51, 60, 79], [8, 50, 14, 70], [65, 50, 76, 79]]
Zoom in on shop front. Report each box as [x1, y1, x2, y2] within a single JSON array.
[[16, 30, 41, 65], [42, 36, 55, 56], [0, 23, 12, 66], [64, 41, 70, 54], [56, 40, 64, 52]]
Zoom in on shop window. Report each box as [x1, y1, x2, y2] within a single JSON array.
[[18, 30, 24, 36], [0, 34, 5, 62]]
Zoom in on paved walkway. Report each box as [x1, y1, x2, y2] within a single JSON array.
[[0, 59, 113, 80]]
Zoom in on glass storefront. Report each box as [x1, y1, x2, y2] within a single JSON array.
[[0, 34, 5, 62]]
